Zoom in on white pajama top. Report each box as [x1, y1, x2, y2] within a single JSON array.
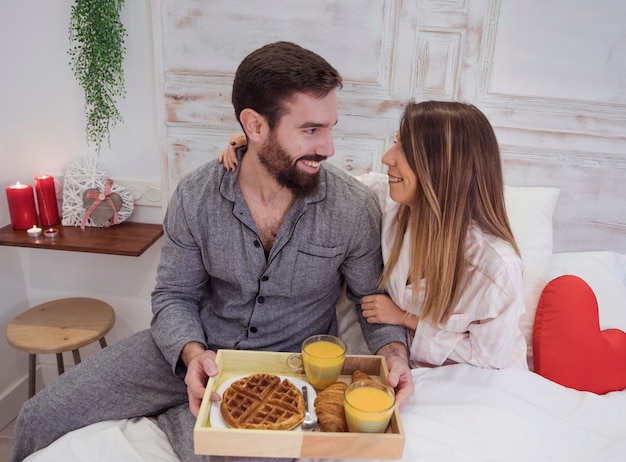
[[359, 172, 528, 370]]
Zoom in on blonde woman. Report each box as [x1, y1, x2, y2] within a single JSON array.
[[220, 101, 528, 370]]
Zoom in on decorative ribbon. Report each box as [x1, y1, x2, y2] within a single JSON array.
[[80, 178, 120, 230]]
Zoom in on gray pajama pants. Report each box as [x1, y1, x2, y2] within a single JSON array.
[[11, 329, 292, 462]]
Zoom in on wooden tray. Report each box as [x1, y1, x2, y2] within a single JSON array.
[[194, 349, 405, 459]]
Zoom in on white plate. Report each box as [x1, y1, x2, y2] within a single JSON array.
[[209, 375, 317, 430]]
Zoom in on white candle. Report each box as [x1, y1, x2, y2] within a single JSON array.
[[27, 225, 42, 237]]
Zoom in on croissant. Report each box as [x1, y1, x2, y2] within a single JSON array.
[[351, 370, 374, 383], [314, 381, 348, 432]]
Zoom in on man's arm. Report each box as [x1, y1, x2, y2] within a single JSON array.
[[151, 185, 210, 374]]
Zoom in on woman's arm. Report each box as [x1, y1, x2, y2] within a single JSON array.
[[361, 293, 418, 331], [218, 133, 246, 171], [410, 258, 526, 369]]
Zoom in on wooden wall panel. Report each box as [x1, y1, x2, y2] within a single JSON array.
[[152, 0, 626, 252], [474, 0, 626, 251]]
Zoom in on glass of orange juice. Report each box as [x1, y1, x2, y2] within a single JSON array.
[[343, 381, 396, 433], [287, 334, 347, 390]]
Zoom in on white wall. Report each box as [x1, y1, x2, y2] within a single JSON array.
[[0, 0, 163, 427]]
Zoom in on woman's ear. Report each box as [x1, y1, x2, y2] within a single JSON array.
[[239, 109, 268, 143]]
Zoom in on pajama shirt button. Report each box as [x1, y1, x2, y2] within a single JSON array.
[[257, 296, 265, 303]]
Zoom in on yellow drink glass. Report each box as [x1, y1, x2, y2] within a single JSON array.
[[288, 334, 347, 390], [344, 381, 396, 433]]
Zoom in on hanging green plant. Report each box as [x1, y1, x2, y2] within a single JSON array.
[[68, 0, 127, 154]]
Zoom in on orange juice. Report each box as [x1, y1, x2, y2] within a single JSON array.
[[302, 339, 346, 389], [346, 386, 394, 411], [344, 382, 395, 433], [304, 340, 345, 361]]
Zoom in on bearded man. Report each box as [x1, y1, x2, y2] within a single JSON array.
[[12, 41, 412, 462]]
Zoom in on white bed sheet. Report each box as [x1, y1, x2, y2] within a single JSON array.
[[24, 365, 626, 462], [24, 251, 626, 462], [305, 364, 626, 462], [23, 417, 180, 462]]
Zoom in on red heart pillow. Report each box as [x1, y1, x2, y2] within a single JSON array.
[[533, 275, 626, 394]]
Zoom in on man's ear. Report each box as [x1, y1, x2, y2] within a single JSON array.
[[240, 109, 268, 143]]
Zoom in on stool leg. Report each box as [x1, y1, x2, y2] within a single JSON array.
[[99, 337, 107, 348], [56, 353, 65, 375], [72, 349, 81, 365], [28, 354, 36, 399]]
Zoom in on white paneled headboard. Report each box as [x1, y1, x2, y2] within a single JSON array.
[[151, 0, 626, 253]]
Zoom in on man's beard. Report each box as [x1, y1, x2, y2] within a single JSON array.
[[258, 132, 323, 198]]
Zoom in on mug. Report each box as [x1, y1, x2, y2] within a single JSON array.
[[287, 334, 347, 390], [343, 380, 396, 433]]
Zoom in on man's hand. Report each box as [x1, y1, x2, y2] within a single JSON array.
[[376, 342, 414, 409], [181, 342, 221, 417]]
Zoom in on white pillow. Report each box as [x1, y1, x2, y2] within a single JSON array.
[[551, 251, 626, 332], [504, 185, 560, 370]]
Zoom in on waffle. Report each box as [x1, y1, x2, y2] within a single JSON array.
[[220, 373, 305, 430]]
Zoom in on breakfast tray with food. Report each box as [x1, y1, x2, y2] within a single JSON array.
[[194, 349, 405, 459]]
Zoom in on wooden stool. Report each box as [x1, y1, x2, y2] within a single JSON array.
[[6, 297, 115, 398]]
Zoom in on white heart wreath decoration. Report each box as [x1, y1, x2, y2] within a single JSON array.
[[62, 157, 134, 228]]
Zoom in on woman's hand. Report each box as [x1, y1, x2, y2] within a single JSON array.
[[361, 294, 406, 326], [217, 133, 247, 171]]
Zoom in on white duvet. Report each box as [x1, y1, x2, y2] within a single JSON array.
[[25, 252, 626, 462]]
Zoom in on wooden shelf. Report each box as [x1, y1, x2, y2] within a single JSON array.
[[0, 222, 163, 257]]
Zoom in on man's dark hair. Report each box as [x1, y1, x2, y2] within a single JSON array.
[[232, 41, 342, 129]]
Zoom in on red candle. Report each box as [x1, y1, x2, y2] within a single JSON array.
[[34, 175, 60, 227], [5, 182, 38, 230], [43, 227, 59, 238]]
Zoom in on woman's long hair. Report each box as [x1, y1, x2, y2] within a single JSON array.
[[381, 101, 519, 325]]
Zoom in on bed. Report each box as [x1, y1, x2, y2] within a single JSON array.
[[24, 186, 626, 462], [23, 1, 626, 459]]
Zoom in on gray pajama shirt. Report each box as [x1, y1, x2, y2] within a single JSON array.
[[12, 160, 407, 462]]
